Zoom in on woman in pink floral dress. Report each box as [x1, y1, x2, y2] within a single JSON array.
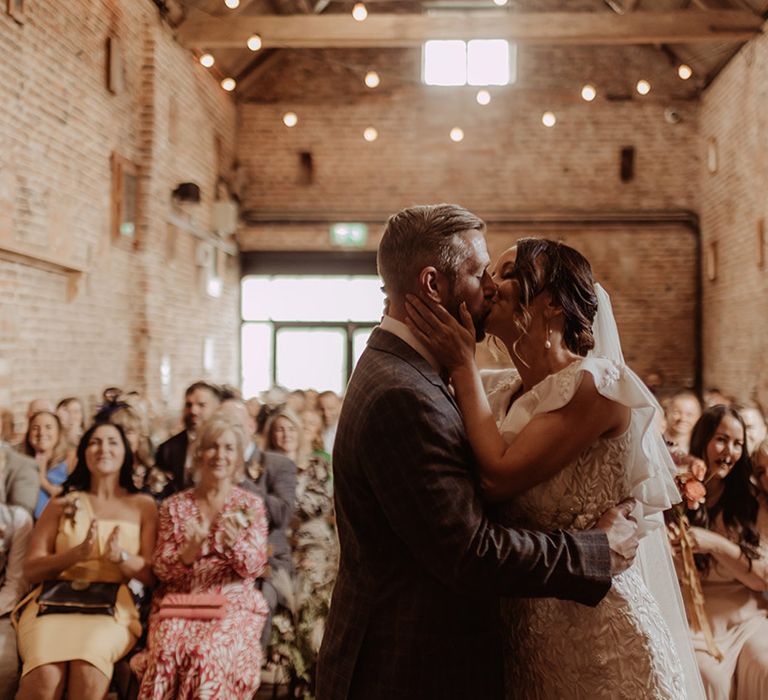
[[131, 416, 269, 699]]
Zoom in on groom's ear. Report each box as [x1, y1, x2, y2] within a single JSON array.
[[417, 266, 446, 303]]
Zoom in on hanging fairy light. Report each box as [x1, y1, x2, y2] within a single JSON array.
[[450, 127, 464, 142], [199, 53, 215, 68], [581, 84, 597, 102], [493, 0, 509, 5], [221, 78, 236, 92], [283, 112, 298, 127], [678, 64, 693, 80], [636, 79, 651, 95], [247, 34, 262, 51], [364, 71, 380, 88], [352, 2, 368, 21], [363, 127, 378, 142], [224, 0, 240, 8], [476, 89, 491, 106], [541, 112, 556, 128]]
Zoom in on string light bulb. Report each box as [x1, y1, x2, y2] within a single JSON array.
[[476, 89, 491, 106], [364, 71, 380, 88], [199, 53, 215, 68], [493, 0, 509, 5], [352, 3, 368, 21], [678, 64, 693, 80], [283, 112, 298, 128], [224, 0, 240, 8], [541, 112, 556, 128], [247, 34, 262, 51], [221, 78, 236, 92], [581, 84, 597, 102], [363, 127, 378, 142], [450, 127, 464, 143], [636, 79, 651, 95]]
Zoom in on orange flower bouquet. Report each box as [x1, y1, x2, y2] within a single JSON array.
[[668, 455, 722, 661]]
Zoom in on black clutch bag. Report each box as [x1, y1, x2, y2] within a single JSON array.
[[37, 580, 120, 616]]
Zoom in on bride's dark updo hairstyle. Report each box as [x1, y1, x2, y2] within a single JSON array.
[[512, 238, 598, 357]]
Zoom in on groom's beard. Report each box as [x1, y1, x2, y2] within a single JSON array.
[[443, 295, 490, 343]]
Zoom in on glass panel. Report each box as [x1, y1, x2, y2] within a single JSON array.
[[275, 328, 346, 394], [241, 322, 273, 398], [423, 40, 467, 86], [467, 40, 510, 86], [241, 275, 384, 322]]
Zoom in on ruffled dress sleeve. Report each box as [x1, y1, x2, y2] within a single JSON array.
[[501, 356, 680, 536], [480, 367, 523, 427]]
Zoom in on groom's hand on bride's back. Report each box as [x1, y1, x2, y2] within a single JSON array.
[[595, 498, 639, 575]]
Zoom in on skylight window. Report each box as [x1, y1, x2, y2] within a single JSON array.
[[423, 39, 514, 86]]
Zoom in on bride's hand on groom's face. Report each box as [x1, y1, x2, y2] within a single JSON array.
[[404, 294, 476, 372], [595, 498, 639, 576]]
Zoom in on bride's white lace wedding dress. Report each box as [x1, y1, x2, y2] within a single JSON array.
[[484, 358, 693, 700]]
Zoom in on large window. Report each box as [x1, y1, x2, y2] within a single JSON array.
[[241, 275, 385, 397], [422, 39, 515, 86]]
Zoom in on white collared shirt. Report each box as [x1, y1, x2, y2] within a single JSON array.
[[379, 315, 441, 374]]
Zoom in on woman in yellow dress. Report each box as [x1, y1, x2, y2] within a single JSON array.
[[14, 422, 158, 699]]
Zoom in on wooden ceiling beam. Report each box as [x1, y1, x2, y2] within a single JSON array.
[[178, 10, 763, 49]]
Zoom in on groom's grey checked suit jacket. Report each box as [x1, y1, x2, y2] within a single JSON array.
[[316, 327, 613, 700]]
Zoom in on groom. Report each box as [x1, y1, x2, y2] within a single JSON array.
[[316, 204, 638, 700]]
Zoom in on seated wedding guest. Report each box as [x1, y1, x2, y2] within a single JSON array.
[[676, 405, 768, 699], [664, 390, 702, 454], [703, 387, 732, 409], [220, 398, 296, 649], [317, 391, 341, 454], [733, 401, 767, 456], [0, 413, 39, 515], [56, 398, 85, 450], [301, 408, 331, 462], [25, 400, 53, 421], [263, 409, 336, 693], [285, 390, 307, 414], [0, 408, 14, 444], [131, 416, 269, 699], [752, 438, 768, 498], [108, 405, 157, 493], [22, 411, 71, 518], [154, 381, 222, 498], [14, 422, 157, 699], [0, 502, 32, 698]]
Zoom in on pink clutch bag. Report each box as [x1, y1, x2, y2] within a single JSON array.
[[157, 593, 227, 620]]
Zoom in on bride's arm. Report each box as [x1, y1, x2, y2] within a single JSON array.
[[451, 362, 625, 501], [406, 295, 627, 502]]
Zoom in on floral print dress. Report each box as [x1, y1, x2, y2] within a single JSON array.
[[131, 487, 269, 700]]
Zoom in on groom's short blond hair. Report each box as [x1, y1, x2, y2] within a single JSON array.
[[377, 204, 485, 298]]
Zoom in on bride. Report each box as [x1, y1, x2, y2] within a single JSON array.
[[405, 238, 703, 699]]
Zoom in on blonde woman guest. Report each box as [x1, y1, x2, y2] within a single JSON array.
[[0, 503, 32, 698], [131, 417, 269, 699], [15, 423, 157, 700], [22, 412, 71, 519]]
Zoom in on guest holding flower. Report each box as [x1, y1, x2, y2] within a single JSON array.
[[14, 422, 157, 699], [22, 411, 71, 519], [131, 416, 269, 699], [674, 405, 768, 699]]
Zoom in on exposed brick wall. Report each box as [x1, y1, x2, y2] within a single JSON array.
[[0, 1, 238, 430], [698, 31, 768, 407]]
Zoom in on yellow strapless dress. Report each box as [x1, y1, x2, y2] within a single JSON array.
[[14, 492, 142, 679]]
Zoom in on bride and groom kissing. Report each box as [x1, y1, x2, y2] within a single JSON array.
[[316, 203, 700, 699]]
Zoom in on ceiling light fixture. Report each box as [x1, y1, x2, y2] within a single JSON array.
[[363, 127, 378, 142], [199, 53, 215, 68], [678, 64, 693, 80], [224, 0, 240, 8], [221, 78, 236, 92], [247, 34, 262, 51], [283, 112, 298, 127], [581, 84, 597, 102], [476, 89, 491, 105], [364, 71, 380, 88], [450, 127, 464, 142], [636, 79, 651, 95], [352, 2, 368, 21], [542, 112, 556, 127]]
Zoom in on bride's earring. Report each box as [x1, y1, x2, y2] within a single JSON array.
[[544, 323, 552, 350]]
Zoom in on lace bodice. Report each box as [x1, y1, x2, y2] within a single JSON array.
[[482, 361, 687, 699]]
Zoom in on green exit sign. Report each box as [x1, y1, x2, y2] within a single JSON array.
[[330, 222, 368, 247]]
